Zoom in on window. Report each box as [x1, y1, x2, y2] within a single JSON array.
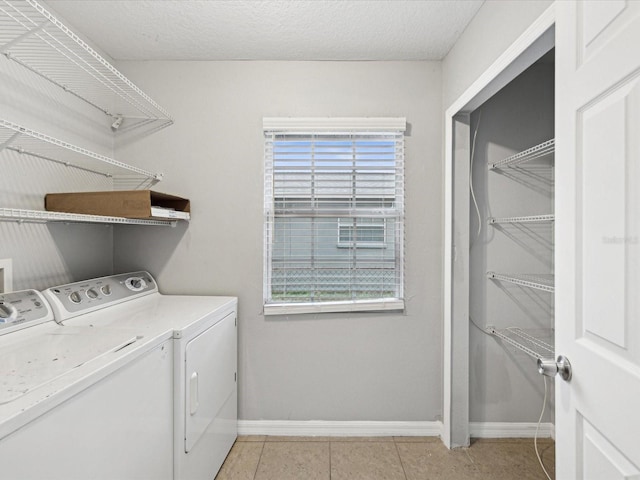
[[337, 218, 387, 248], [263, 118, 405, 315]]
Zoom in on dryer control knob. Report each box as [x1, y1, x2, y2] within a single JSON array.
[[101, 284, 112, 296], [0, 301, 17, 320], [69, 291, 82, 304], [125, 277, 147, 292], [86, 288, 99, 299]]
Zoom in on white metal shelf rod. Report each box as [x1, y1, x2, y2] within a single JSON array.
[[0, 130, 21, 152], [18, 38, 118, 117], [491, 146, 554, 170], [23, 22, 144, 118], [1, 1, 172, 126], [36, 33, 156, 119], [487, 326, 554, 360], [490, 138, 555, 169], [489, 214, 555, 224], [505, 327, 554, 354], [27, 0, 172, 120], [0, 119, 162, 179], [0, 17, 47, 53], [6, 145, 112, 178], [488, 327, 540, 359], [0, 207, 176, 227], [487, 272, 555, 293]]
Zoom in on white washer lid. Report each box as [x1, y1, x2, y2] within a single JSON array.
[[0, 326, 139, 405]]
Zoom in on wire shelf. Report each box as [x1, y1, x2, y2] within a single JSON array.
[[487, 326, 554, 361], [489, 214, 554, 224], [487, 272, 554, 293], [0, 207, 177, 226], [0, 118, 162, 182], [0, 0, 173, 132], [489, 138, 555, 170]]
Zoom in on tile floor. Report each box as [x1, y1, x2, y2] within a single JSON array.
[[215, 436, 555, 480]]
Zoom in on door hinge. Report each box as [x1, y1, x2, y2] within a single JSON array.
[[234, 372, 237, 382]]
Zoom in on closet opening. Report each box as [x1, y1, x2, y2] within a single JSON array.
[[442, 8, 556, 459], [468, 46, 555, 445]]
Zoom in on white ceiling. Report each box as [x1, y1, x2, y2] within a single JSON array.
[[44, 0, 484, 61]]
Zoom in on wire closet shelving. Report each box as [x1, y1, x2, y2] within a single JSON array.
[[0, 0, 173, 132], [0, 1, 182, 228], [0, 119, 179, 227], [488, 138, 555, 170], [489, 214, 554, 224], [487, 272, 555, 293], [0, 207, 177, 227], [486, 326, 554, 362], [485, 138, 556, 362]]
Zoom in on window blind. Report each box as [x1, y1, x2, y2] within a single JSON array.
[[264, 119, 405, 314]]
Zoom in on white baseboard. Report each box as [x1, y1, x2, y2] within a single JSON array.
[[470, 422, 555, 439], [237, 420, 443, 437], [237, 420, 555, 440]]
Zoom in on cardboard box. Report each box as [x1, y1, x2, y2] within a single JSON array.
[[45, 190, 191, 220]]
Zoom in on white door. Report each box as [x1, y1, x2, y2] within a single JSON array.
[[556, 1, 640, 478]]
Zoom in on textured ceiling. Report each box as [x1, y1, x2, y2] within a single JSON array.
[[44, 0, 484, 61]]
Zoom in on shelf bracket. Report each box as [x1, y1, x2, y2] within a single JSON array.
[[0, 131, 21, 153], [0, 20, 49, 56], [111, 116, 124, 131]]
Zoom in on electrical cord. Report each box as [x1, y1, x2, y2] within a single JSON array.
[[469, 315, 491, 337], [469, 110, 483, 245], [469, 112, 492, 339], [535, 375, 553, 480]]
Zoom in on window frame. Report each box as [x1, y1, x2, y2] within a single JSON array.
[[263, 118, 406, 315]]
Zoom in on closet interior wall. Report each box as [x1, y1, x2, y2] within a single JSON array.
[[469, 53, 555, 425], [0, 45, 115, 290]]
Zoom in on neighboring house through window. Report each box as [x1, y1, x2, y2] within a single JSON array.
[[337, 217, 387, 248], [263, 118, 405, 315]]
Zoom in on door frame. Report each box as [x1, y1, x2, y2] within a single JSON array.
[[442, 4, 556, 448]]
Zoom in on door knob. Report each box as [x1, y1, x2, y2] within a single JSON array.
[[537, 355, 572, 381]]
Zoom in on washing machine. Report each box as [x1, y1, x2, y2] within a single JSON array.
[[43, 271, 238, 480], [0, 285, 174, 480], [0, 272, 237, 480]]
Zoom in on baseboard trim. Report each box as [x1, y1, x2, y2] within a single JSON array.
[[237, 420, 555, 439], [470, 422, 555, 439], [237, 420, 443, 437]]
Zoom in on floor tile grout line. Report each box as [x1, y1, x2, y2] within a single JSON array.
[[393, 439, 410, 480], [252, 440, 266, 480]]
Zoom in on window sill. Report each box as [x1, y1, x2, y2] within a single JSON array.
[[263, 298, 405, 316]]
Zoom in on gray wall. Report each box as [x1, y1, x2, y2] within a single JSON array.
[[112, 61, 443, 422], [0, 49, 114, 291]]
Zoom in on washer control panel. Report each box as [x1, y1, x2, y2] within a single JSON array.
[[42, 271, 158, 323], [0, 289, 54, 335]]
